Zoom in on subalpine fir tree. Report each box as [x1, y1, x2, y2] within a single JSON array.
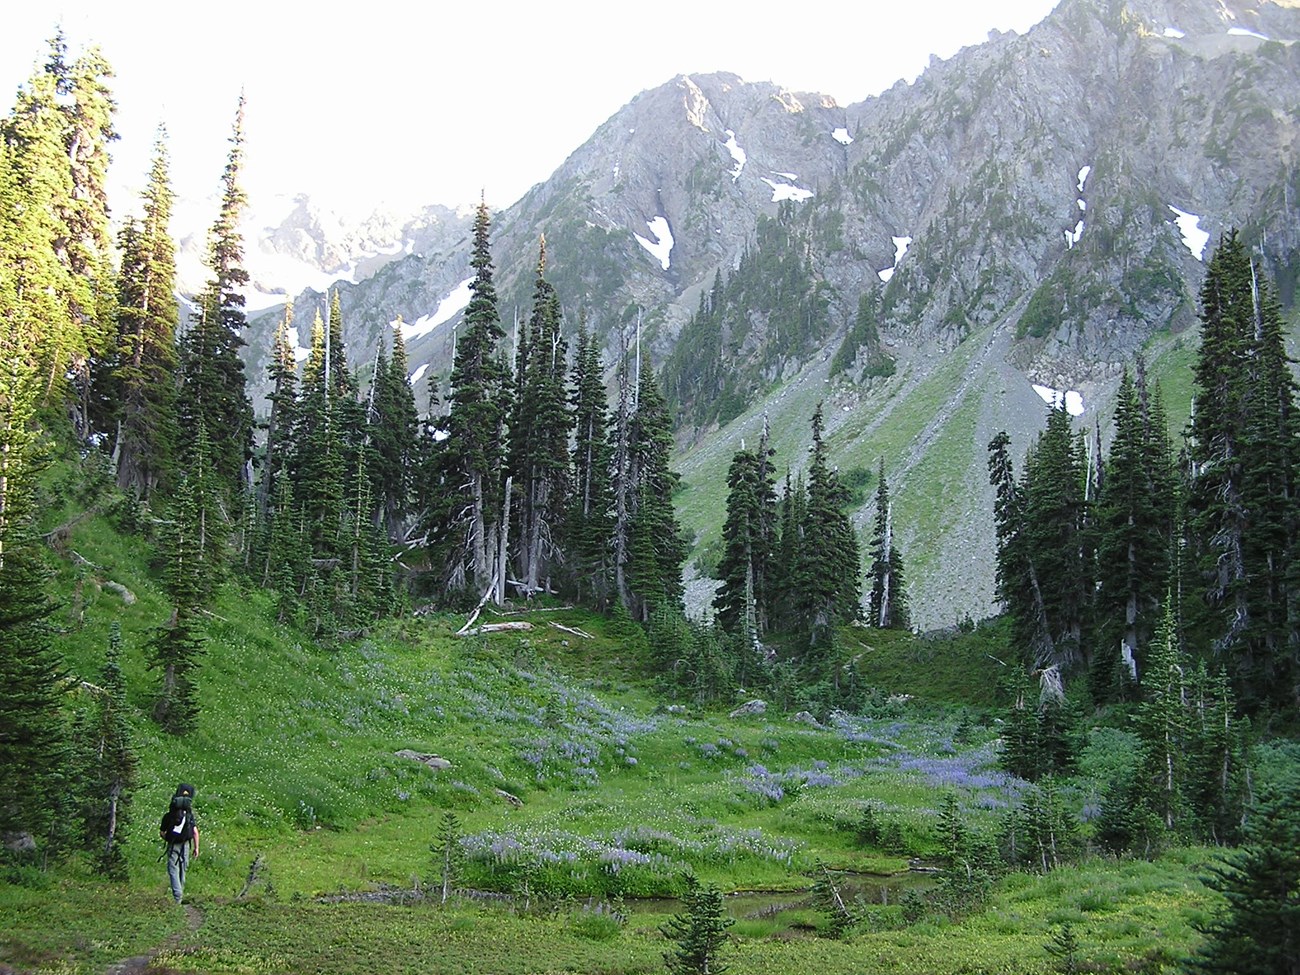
[[988, 430, 1048, 666], [149, 458, 209, 734], [109, 133, 180, 499], [0, 380, 67, 855], [792, 405, 861, 661], [177, 96, 254, 499], [367, 324, 420, 536], [1185, 230, 1300, 709], [866, 458, 909, 629], [1188, 776, 1300, 975], [507, 239, 572, 593], [769, 470, 805, 633], [257, 301, 299, 520], [1021, 404, 1089, 671], [661, 875, 734, 975], [1235, 255, 1299, 709], [444, 199, 509, 595], [289, 310, 347, 560], [1125, 601, 1190, 847], [75, 623, 137, 877], [713, 421, 777, 644], [623, 364, 687, 621], [565, 319, 614, 606], [1, 48, 87, 407], [1091, 365, 1175, 703]]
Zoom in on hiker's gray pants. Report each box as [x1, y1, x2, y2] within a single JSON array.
[[166, 844, 190, 903]]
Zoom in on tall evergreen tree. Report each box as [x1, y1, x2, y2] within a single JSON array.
[[1188, 776, 1300, 975], [1022, 405, 1089, 670], [443, 199, 508, 595], [866, 458, 909, 630], [713, 425, 776, 644], [289, 310, 347, 562], [624, 363, 687, 621], [109, 133, 179, 498], [368, 324, 420, 536], [507, 239, 572, 593], [177, 96, 254, 499], [1185, 231, 1300, 709], [566, 319, 614, 606], [1091, 365, 1175, 701], [74, 624, 137, 877], [150, 425, 221, 733], [0, 341, 67, 853], [792, 405, 861, 659]]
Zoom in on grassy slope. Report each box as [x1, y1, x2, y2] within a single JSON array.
[[1, 486, 1222, 975]]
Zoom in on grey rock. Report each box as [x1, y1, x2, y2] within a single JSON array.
[[729, 699, 767, 718]]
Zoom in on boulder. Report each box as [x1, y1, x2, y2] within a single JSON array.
[[729, 699, 767, 718]]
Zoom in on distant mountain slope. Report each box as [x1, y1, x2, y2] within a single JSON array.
[[237, 0, 1300, 626]]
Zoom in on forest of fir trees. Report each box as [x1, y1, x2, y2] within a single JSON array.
[[2, 34, 1298, 877]]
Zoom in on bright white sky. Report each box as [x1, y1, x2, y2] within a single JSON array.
[[3, 1, 1059, 218]]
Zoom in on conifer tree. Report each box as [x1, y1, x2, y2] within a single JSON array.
[[624, 365, 687, 621], [792, 405, 861, 659], [444, 199, 508, 595], [150, 426, 220, 733], [507, 239, 572, 592], [661, 875, 733, 975], [769, 470, 805, 632], [77, 623, 137, 877], [1, 47, 87, 405], [566, 319, 614, 606], [1091, 365, 1175, 702], [0, 348, 67, 852], [1021, 404, 1089, 670], [714, 425, 777, 644], [866, 458, 909, 629], [1134, 603, 1188, 838], [368, 324, 420, 536], [289, 310, 347, 561], [257, 301, 299, 519], [989, 430, 1049, 666], [1188, 776, 1300, 975], [110, 133, 179, 498], [177, 96, 254, 499], [1185, 231, 1300, 709]]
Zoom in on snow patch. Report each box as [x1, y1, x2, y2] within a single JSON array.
[[1168, 205, 1210, 260], [635, 216, 675, 270], [288, 325, 311, 364], [1163, 26, 1186, 38], [410, 363, 429, 386], [1228, 26, 1270, 39], [399, 276, 474, 342], [1077, 165, 1091, 193], [878, 235, 912, 282], [1066, 220, 1085, 249], [1033, 384, 1085, 416], [723, 130, 746, 181], [760, 176, 814, 203], [832, 127, 854, 145]]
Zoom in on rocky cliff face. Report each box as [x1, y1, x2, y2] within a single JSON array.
[[235, 0, 1300, 626], [252, 0, 1300, 400]]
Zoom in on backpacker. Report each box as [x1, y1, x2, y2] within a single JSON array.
[[163, 784, 195, 845]]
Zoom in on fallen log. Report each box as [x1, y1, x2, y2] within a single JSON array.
[[549, 621, 594, 639], [456, 621, 533, 637]]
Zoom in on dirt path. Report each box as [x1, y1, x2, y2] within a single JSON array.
[[102, 904, 202, 975]]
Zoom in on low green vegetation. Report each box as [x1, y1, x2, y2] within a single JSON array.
[[4, 495, 1288, 973]]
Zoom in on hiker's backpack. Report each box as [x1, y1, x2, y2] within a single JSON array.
[[164, 785, 195, 845]]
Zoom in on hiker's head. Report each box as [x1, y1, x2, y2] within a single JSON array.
[[174, 783, 195, 800]]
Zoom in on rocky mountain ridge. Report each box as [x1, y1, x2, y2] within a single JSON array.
[[233, 0, 1300, 626]]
